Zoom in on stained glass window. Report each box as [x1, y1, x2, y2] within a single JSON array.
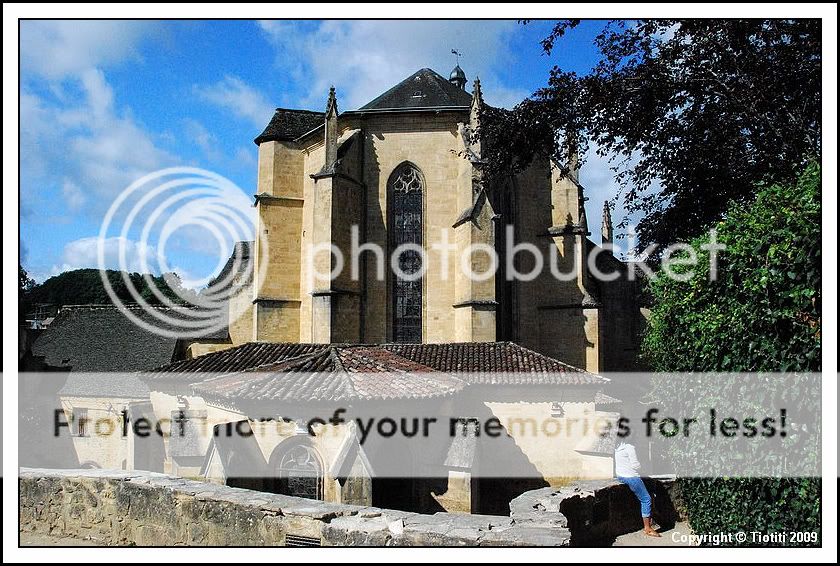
[[275, 444, 323, 500], [390, 165, 423, 343]]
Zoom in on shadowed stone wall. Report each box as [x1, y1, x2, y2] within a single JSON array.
[[510, 477, 687, 546]]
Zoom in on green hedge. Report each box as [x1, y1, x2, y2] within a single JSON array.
[[642, 163, 821, 546]]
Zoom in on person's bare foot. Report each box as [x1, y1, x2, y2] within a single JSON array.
[[644, 529, 662, 537]]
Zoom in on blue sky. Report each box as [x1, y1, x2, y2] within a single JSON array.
[[20, 19, 623, 285]]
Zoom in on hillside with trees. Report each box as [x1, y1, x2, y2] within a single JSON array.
[[21, 268, 188, 309]]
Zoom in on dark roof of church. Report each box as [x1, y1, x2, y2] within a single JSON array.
[[358, 68, 473, 111], [253, 69, 473, 145], [253, 108, 324, 145]]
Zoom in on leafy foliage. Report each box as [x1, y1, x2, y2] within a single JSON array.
[[488, 19, 821, 252], [643, 163, 821, 372], [642, 164, 821, 545], [19, 265, 36, 323], [19, 265, 35, 294], [26, 268, 188, 307]]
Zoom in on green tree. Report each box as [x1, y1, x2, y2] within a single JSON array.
[[27, 268, 188, 306], [19, 264, 36, 323], [642, 164, 821, 545], [490, 19, 821, 252]]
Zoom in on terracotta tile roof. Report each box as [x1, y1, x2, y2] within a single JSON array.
[[192, 346, 464, 403], [146, 342, 324, 377], [145, 342, 605, 404], [382, 342, 598, 384]]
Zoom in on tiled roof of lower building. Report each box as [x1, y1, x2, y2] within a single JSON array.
[[382, 342, 591, 380], [144, 341, 605, 404], [146, 342, 325, 376], [193, 346, 465, 403]]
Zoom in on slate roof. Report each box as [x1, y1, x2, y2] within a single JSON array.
[[58, 372, 149, 399], [32, 306, 176, 372], [31, 305, 229, 373], [359, 68, 473, 111], [254, 108, 324, 145], [253, 68, 473, 147]]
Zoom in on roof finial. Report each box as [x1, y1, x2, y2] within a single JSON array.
[[324, 86, 339, 166], [472, 76, 483, 103], [325, 85, 338, 118], [601, 200, 614, 249], [449, 49, 467, 90]]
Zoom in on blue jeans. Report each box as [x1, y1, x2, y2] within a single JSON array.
[[618, 476, 652, 518]]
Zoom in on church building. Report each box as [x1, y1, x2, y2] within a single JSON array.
[[219, 66, 646, 374]]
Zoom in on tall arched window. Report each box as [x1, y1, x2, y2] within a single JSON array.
[[389, 163, 424, 343]]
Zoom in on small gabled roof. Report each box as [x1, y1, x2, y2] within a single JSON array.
[[359, 68, 473, 111], [254, 108, 325, 145]]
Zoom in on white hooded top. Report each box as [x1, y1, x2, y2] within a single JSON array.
[[614, 442, 642, 477]]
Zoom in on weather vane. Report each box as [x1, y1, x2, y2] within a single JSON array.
[[451, 49, 462, 65]]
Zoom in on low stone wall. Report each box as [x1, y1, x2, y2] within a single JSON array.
[[510, 477, 686, 546], [19, 469, 571, 546]]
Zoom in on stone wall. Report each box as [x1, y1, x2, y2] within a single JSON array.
[[20, 469, 684, 547], [509, 477, 687, 546], [19, 468, 571, 546]]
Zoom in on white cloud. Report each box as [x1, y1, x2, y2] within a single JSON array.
[[52, 236, 164, 275], [195, 75, 275, 128], [61, 180, 86, 210], [234, 145, 257, 168], [22, 68, 179, 213], [183, 118, 222, 162], [20, 20, 158, 80], [258, 20, 529, 110]]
